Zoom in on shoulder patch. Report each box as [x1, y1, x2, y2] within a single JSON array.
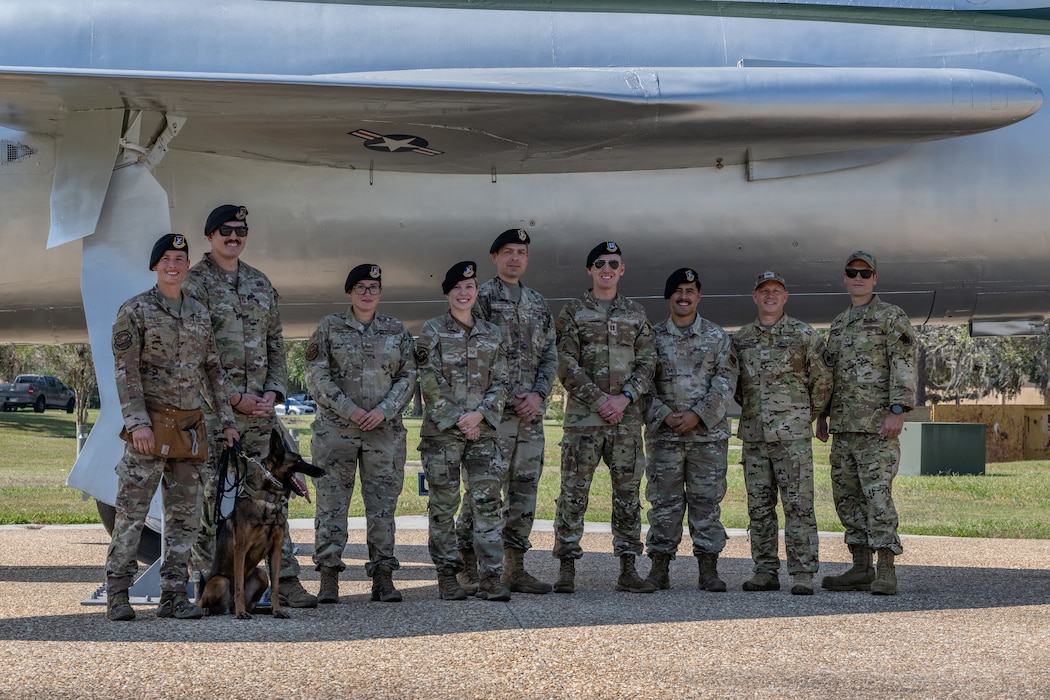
[[113, 330, 133, 352], [822, 349, 836, 367], [900, 333, 913, 346], [305, 342, 320, 361], [414, 345, 430, 365]]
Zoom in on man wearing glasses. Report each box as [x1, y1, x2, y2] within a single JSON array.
[[816, 251, 916, 596], [186, 205, 317, 608], [305, 264, 416, 604], [643, 267, 737, 594], [552, 241, 656, 594]]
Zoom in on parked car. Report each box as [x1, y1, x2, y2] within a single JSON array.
[[289, 392, 317, 410], [275, 397, 315, 415], [0, 374, 76, 413]]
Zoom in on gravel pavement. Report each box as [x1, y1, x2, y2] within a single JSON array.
[[1, 520, 1048, 699]]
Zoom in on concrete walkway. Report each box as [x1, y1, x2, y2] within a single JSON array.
[[1, 521, 1049, 698]]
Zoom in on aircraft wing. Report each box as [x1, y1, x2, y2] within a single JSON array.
[[0, 65, 1041, 176]]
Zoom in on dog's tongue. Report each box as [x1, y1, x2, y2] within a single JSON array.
[[292, 474, 311, 502]]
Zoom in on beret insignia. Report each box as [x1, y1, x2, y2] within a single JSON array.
[[235, 207, 248, 221], [606, 241, 618, 253], [370, 265, 381, 279], [685, 269, 695, 282], [518, 229, 527, 241], [173, 235, 187, 249], [464, 264, 474, 278], [113, 330, 133, 352]]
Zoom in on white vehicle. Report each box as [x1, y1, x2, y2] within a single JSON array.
[[275, 398, 315, 416]]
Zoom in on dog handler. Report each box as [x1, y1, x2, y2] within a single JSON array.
[[106, 234, 239, 621], [305, 264, 417, 603]]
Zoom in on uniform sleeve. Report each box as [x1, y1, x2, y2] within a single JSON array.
[[201, 328, 236, 429], [112, 303, 150, 433], [477, 332, 508, 429], [532, 298, 558, 399], [623, 314, 656, 401], [886, 310, 917, 409], [556, 303, 607, 411], [263, 288, 288, 402], [689, 331, 737, 430], [416, 323, 463, 432], [305, 320, 358, 421], [377, 328, 418, 419], [806, 328, 834, 419]]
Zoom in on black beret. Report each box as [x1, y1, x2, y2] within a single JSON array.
[[345, 263, 382, 293], [490, 228, 531, 254], [442, 260, 478, 294], [587, 241, 622, 268], [204, 204, 248, 236], [663, 267, 701, 299], [149, 234, 189, 270]]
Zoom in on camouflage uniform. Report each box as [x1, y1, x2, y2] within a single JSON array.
[[826, 295, 916, 555], [733, 314, 832, 575], [644, 316, 737, 558], [182, 253, 294, 578], [107, 287, 236, 595], [553, 291, 656, 560], [416, 312, 508, 577], [305, 310, 416, 576], [455, 277, 557, 553]]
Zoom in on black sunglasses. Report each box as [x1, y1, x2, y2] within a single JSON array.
[[592, 259, 621, 270], [217, 226, 249, 238], [844, 268, 874, 279]]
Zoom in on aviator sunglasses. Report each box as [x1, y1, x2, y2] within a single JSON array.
[[844, 268, 874, 279], [592, 259, 621, 270], [217, 226, 249, 238]]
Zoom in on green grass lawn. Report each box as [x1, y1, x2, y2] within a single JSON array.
[[2, 410, 1049, 539]]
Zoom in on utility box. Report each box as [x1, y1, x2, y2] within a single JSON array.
[[899, 422, 985, 476]]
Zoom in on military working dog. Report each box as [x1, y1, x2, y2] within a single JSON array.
[[198, 429, 323, 619]]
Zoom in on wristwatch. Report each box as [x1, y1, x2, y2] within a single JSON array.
[[890, 404, 905, 415], [623, 389, 634, 404]]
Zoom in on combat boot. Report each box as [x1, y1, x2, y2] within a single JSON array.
[[456, 548, 480, 596], [697, 553, 728, 592], [870, 549, 897, 596], [371, 564, 403, 603], [476, 575, 512, 602], [553, 558, 576, 594], [106, 589, 135, 622], [791, 573, 814, 596], [821, 545, 875, 592], [278, 576, 318, 608], [645, 553, 672, 590], [742, 572, 781, 592], [437, 573, 467, 600], [317, 567, 340, 604], [616, 554, 657, 593], [502, 547, 552, 594], [156, 591, 204, 619]]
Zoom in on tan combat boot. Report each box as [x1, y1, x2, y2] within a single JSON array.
[[870, 549, 897, 596], [645, 553, 672, 590], [106, 589, 135, 622], [278, 576, 318, 608], [821, 545, 875, 592], [437, 573, 467, 600], [317, 567, 340, 604], [553, 559, 576, 594], [742, 572, 781, 592], [616, 554, 657, 593], [456, 548, 480, 596], [698, 553, 727, 592], [156, 591, 203, 619], [502, 547, 553, 594], [371, 564, 403, 602], [791, 572, 814, 596], [476, 574, 512, 602]]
